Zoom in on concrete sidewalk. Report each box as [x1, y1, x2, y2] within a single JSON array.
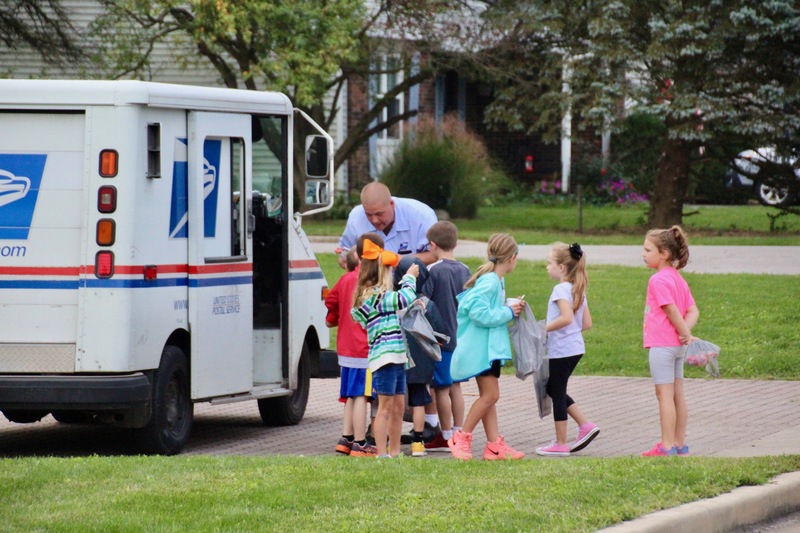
[[310, 236, 800, 275]]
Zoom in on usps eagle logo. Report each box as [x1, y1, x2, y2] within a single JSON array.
[[0, 169, 30, 208]]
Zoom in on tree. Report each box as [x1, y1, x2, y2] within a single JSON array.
[[90, 0, 475, 181], [475, 0, 800, 226], [0, 0, 86, 66]]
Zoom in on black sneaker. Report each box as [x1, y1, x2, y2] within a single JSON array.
[[401, 422, 438, 444]]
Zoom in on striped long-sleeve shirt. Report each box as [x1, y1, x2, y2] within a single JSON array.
[[351, 274, 417, 373]]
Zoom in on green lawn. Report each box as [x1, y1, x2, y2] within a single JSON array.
[[319, 253, 800, 380], [3, 455, 800, 532], [303, 203, 800, 245]]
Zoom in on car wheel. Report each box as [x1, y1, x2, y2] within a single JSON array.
[[756, 181, 794, 207]]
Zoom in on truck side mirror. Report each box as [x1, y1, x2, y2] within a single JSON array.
[[305, 180, 330, 206], [305, 135, 329, 178]]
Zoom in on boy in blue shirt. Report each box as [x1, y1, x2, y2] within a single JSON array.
[[422, 221, 472, 451]]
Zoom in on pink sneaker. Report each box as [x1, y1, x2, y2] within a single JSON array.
[[570, 422, 600, 453], [641, 442, 677, 457], [447, 429, 473, 460], [536, 441, 570, 456], [484, 435, 525, 460]]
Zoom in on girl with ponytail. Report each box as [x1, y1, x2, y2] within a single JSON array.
[[447, 233, 526, 461], [535, 242, 599, 456], [641, 225, 699, 457], [351, 234, 419, 458]]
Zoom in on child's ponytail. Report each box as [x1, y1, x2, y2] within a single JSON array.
[[550, 242, 588, 312], [646, 226, 690, 270], [464, 233, 518, 289]]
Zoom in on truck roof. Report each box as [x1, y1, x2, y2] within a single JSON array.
[[0, 79, 293, 114]]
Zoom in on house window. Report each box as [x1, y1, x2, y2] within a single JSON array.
[[371, 55, 404, 140]]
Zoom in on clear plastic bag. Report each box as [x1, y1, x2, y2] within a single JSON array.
[[685, 338, 720, 378], [508, 304, 551, 418], [398, 297, 448, 363]]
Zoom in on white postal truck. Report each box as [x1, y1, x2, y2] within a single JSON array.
[[0, 80, 334, 454]]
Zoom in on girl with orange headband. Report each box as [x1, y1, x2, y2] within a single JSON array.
[[352, 234, 419, 458]]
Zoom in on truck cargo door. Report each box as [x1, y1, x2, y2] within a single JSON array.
[[187, 112, 253, 399]]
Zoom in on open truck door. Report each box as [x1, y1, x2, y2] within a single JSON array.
[[187, 112, 254, 398]]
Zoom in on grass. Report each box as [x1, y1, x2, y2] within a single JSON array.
[[4, 203, 798, 531], [319, 253, 800, 380], [3, 455, 800, 532], [303, 203, 800, 245]]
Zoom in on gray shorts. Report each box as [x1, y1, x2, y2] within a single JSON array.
[[648, 346, 687, 385]]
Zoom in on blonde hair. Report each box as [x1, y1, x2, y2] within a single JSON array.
[[550, 242, 588, 313], [646, 225, 690, 270], [464, 233, 517, 289], [352, 233, 393, 308]]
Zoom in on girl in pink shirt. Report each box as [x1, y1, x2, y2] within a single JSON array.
[[641, 226, 699, 457]]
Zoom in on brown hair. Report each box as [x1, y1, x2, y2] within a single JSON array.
[[353, 233, 392, 308], [345, 248, 359, 272], [646, 225, 690, 270], [426, 220, 458, 251], [464, 233, 517, 289], [549, 242, 588, 313]]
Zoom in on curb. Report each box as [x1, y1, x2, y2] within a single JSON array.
[[600, 471, 800, 532]]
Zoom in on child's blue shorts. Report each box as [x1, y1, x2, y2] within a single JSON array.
[[372, 363, 407, 396], [339, 366, 372, 403]]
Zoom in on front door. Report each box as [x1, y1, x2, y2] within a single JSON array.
[[187, 112, 253, 399]]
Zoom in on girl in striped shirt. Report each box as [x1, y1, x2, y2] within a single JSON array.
[[352, 236, 419, 458]]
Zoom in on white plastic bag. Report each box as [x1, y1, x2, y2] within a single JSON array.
[[685, 338, 720, 378], [508, 304, 551, 418], [398, 297, 448, 363]]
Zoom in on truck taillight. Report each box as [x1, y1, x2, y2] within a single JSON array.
[[96, 219, 115, 246], [95, 251, 114, 278], [97, 186, 117, 213], [321, 286, 329, 300], [99, 149, 118, 177]]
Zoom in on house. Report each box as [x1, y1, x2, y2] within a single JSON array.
[[0, 1, 581, 198]]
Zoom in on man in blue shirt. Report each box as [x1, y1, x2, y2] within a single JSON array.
[[338, 182, 437, 267]]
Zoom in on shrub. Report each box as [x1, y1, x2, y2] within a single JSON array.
[[379, 114, 510, 218]]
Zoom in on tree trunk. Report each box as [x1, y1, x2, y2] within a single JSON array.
[[647, 134, 695, 228]]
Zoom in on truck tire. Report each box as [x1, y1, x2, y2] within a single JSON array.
[[2, 410, 48, 423], [135, 346, 193, 455], [258, 341, 311, 426]]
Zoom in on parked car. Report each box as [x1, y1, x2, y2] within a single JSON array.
[[725, 147, 800, 207], [725, 148, 799, 207]]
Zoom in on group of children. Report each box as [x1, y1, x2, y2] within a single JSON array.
[[325, 221, 699, 460]]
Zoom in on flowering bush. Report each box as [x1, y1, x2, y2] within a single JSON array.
[[597, 175, 649, 205], [539, 179, 562, 195]]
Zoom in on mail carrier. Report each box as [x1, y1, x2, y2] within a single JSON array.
[[0, 80, 335, 454]]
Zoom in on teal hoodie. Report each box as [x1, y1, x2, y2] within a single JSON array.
[[451, 272, 514, 381]]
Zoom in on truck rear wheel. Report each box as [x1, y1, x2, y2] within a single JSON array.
[[2, 410, 48, 423], [258, 341, 311, 426], [135, 346, 193, 455]]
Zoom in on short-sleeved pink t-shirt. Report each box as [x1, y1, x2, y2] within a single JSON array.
[[643, 266, 695, 348]]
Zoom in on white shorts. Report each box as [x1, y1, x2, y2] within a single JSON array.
[[648, 346, 686, 385]]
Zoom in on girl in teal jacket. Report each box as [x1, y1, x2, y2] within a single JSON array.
[[447, 233, 526, 461]]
